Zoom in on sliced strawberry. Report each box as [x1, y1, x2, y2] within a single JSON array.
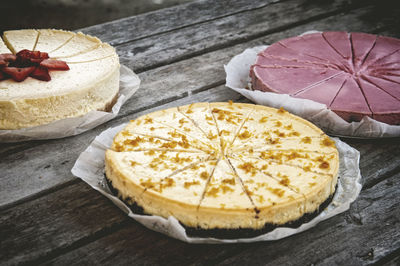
[[30, 51, 49, 60], [1, 66, 35, 82], [0, 54, 17, 62], [16, 49, 49, 65], [16, 49, 33, 60], [0, 54, 17, 67], [40, 59, 70, 70], [30, 66, 51, 81]]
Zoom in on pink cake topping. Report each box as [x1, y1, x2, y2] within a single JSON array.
[[250, 32, 400, 125]]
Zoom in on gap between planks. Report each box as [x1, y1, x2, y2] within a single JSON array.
[[0, 3, 396, 211], [119, 0, 371, 74], [0, 0, 375, 158]]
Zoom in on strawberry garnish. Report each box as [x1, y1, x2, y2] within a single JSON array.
[[0, 54, 17, 67], [30, 67, 51, 81], [0, 49, 68, 82], [40, 59, 70, 70], [1, 66, 36, 82], [0, 54, 17, 62]]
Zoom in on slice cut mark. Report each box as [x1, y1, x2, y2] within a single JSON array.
[[252, 64, 331, 70], [226, 157, 258, 209], [49, 32, 101, 58], [3, 29, 39, 54], [294, 73, 347, 108], [229, 107, 326, 153], [291, 72, 344, 97], [0, 37, 11, 54], [350, 32, 377, 69], [210, 102, 254, 155], [362, 74, 400, 100], [230, 135, 329, 155], [34, 29, 75, 53], [56, 43, 115, 61], [126, 112, 216, 153], [254, 51, 338, 69], [198, 159, 254, 211], [322, 31, 352, 59], [228, 156, 306, 220], [330, 77, 372, 121], [252, 64, 342, 95], [177, 103, 220, 147], [363, 36, 400, 68], [197, 159, 220, 208], [357, 78, 400, 123], [141, 157, 215, 206], [366, 48, 400, 69], [377, 74, 400, 85], [234, 154, 335, 213], [118, 129, 209, 153], [226, 107, 255, 151], [66, 54, 115, 64], [209, 102, 224, 157], [259, 52, 339, 70], [110, 150, 211, 193], [154, 119, 216, 152], [280, 33, 351, 71], [228, 155, 304, 196], [111, 130, 205, 153], [31, 31, 41, 52], [233, 151, 336, 178], [262, 42, 338, 68]]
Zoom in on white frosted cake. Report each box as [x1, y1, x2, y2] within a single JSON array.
[[0, 29, 120, 129]]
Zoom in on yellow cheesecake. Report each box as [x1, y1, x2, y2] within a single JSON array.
[[105, 102, 339, 232], [0, 29, 120, 129]]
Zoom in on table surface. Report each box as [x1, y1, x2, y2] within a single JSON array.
[[1, 0, 400, 265]]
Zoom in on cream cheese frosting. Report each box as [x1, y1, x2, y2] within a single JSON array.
[[0, 29, 120, 129], [105, 102, 339, 230]]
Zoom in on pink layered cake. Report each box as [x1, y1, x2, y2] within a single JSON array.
[[250, 32, 400, 125]]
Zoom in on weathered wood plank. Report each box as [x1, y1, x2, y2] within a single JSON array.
[[1, 93, 398, 265], [1, 3, 398, 209], [0, 86, 245, 265], [81, 0, 278, 46], [44, 171, 400, 265], [344, 138, 400, 190], [0, 182, 128, 265], [215, 172, 400, 266], [116, 0, 369, 72]]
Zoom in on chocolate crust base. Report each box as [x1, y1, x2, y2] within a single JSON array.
[[105, 175, 337, 239]]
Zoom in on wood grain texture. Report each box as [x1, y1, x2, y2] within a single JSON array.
[[1, 3, 395, 209], [1, 106, 398, 265], [81, 0, 278, 45], [0, 182, 127, 265], [0, 86, 245, 265], [44, 171, 400, 266], [1, 0, 399, 265], [115, 0, 365, 72]]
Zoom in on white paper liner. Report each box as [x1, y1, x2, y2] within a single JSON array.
[[225, 37, 400, 138], [0, 65, 140, 142], [72, 123, 362, 243]]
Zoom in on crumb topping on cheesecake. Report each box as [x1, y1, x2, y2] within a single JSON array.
[[105, 102, 339, 229]]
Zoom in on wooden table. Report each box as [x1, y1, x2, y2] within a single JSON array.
[[1, 0, 399, 265]]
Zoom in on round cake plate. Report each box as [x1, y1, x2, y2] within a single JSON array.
[[225, 40, 400, 139], [71, 120, 362, 244], [0, 65, 140, 142]]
